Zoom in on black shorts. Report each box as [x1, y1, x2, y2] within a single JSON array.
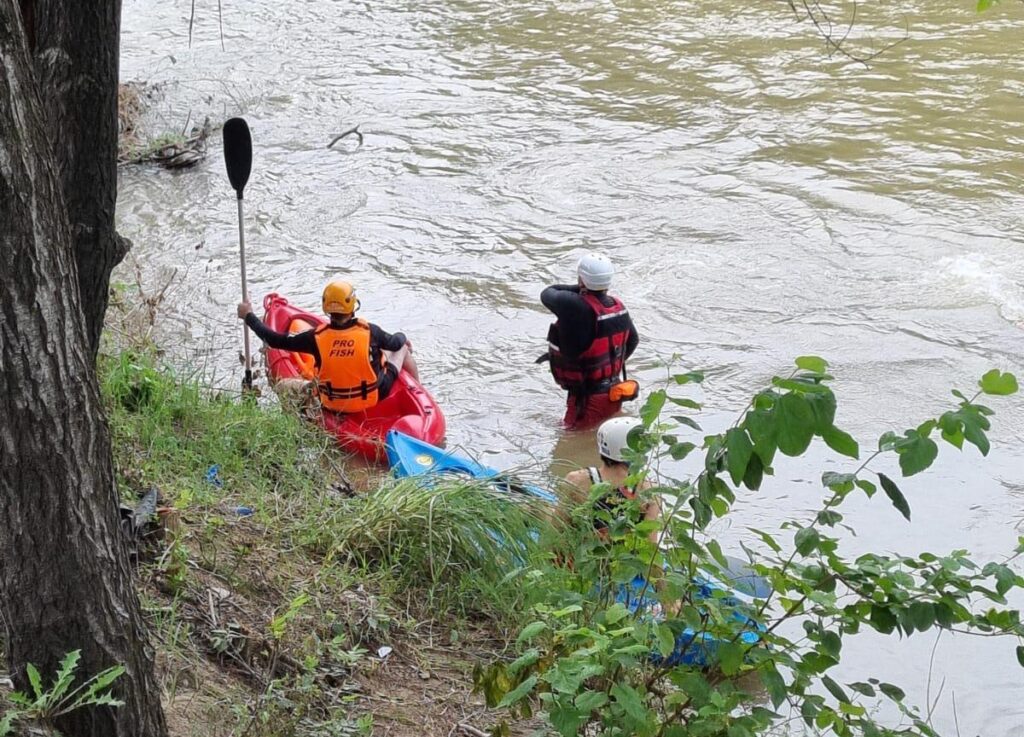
[[377, 363, 399, 399]]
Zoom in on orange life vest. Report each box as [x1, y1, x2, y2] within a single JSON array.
[[312, 321, 384, 413]]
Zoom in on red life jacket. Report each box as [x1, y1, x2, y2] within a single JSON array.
[[547, 293, 631, 393]]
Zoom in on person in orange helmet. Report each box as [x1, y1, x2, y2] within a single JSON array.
[[237, 280, 419, 413]]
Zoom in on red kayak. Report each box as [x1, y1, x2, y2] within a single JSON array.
[[261, 293, 446, 461]]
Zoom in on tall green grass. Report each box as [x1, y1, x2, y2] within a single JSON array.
[[318, 478, 557, 623], [100, 351, 559, 628], [101, 351, 331, 511]]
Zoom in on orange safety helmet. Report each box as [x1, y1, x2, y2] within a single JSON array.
[[322, 280, 358, 315]]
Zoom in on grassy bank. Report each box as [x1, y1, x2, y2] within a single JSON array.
[[101, 353, 552, 736]]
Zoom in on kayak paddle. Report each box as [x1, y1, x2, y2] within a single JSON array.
[[222, 117, 254, 391]]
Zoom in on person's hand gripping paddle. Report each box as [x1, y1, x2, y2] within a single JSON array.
[[222, 117, 255, 392]]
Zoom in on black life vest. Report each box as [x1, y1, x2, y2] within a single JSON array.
[[546, 293, 631, 394], [588, 466, 640, 533]]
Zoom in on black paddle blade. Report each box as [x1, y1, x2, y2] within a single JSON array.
[[223, 117, 252, 197]]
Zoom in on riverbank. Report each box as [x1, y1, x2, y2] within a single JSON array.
[[100, 352, 543, 737]]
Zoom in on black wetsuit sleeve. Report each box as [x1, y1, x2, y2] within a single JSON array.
[[541, 285, 596, 358], [624, 320, 639, 360], [245, 313, 319, 357]]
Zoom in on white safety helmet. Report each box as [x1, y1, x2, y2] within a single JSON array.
[[577, 252, 615, 291], [596, 417, 643, 463]]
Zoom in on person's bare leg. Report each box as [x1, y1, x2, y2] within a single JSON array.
[[383, 345, 420, 382]]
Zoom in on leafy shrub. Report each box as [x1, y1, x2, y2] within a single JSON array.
[[476, 360, 1023, 737]]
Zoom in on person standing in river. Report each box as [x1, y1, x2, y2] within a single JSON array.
[[538, 253, 640, 429]]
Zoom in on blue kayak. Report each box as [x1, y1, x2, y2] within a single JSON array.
[[385, 430, 764, 666], [616, 574, 764, 667], [385, 430, 557, 503]]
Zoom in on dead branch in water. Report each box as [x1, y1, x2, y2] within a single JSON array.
[[787, 0, 908, 67], [327, 126, 364, 149]]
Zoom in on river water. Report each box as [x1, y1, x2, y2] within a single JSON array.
[[117, 0, 1024, 733]]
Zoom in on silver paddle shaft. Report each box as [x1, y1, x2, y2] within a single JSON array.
[[237, 196, 251, 375]]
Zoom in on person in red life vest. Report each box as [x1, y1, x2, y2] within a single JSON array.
[[539, 252, 640, 429], [236, 279, 419, 412]]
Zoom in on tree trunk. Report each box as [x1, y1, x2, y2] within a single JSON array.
[[22, 0, 130, 357], [0, 8, 168, 737]]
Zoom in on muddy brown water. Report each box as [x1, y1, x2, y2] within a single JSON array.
[[117, 0, 1024, 732]]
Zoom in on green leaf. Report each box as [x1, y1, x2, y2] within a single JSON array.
[[879, 682, 906, 702], [1016, 645, 1024, 668], [668, 396, 702, 410], [760, 666, 787, 709], [962, 415, 991, 456], [50, 649, 86, 708], [856, 479, 876, 498], [517, 621, 547, 643], [776, 393, 815, 456], [670, 672, 710, 707], [806, 391, 837, 432], [795, 527, 821, 556], [718, 642, 744, 676], [977, 0, 995, 11], [8, 692, 32, 708], [992, 564, 1018, 596], [897, 434, 938, 477], [870, 605, 898, 634], [728, 724, 757, 737], [726, 428, 754, 486], [742, 452, 764, 490], [497, 675, 537, 708], [610, 682, 648, 724], [822, 426, 859, 459], [641, 390, 667, 427], [821, 675, 849, 704], [816, 510, 842, 526], [750, 527, 781, 553], [550, 706, 585, 737], [575, 690, 609, 713], [669, 441, 696, 460], [655, 624, 676, 658], [674, 371, 705, 385], [71, 665, 125, 709], [878, 473, 911, 521], [979, 369, 1018, 395], [604, 603, 631, 625], [507, 650, 540, 676], [674, 415, 702, 431], [0, 712, 16, 737], [705, 539, 729, 569], [909, 602, 935, 632], [849, 682, 876, 697], [745, 408, 778, 467], [26, 662, 43, 702], [820, 631, 842, 658], [796, 356, 829, 374]]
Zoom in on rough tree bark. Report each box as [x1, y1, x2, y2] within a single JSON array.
[[0, 7, 168, 737], [20, 0, 130, 357]]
